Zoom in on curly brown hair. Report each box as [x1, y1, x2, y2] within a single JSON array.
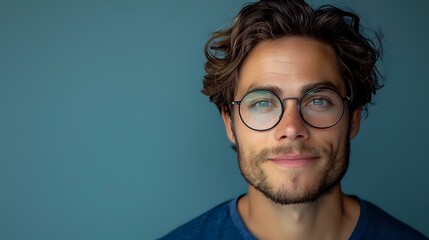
[[202, 0, 382, 116]]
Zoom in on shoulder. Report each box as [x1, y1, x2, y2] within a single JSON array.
[[159, 198, 245, 240], [351, 198, 428, 240]]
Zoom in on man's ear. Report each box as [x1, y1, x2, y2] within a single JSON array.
[[349, 107, 362, 139], [221, 106, 236, 144]]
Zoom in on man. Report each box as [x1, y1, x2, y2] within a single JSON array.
[[162, 0, 428, 239]]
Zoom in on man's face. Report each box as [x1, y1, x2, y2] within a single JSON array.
[[222, 37, 361, 205]]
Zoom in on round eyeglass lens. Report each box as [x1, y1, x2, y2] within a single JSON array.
[[300, 88, 345, 128], [239, 90, 282, 130]]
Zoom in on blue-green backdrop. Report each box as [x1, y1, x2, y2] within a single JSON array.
[[1, 0, 428, 239]]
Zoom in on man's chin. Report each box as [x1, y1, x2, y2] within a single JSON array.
[[252, 177, 341, 206], [259, 188, 321, 205]]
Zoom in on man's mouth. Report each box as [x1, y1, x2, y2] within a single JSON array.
[[268, 153, 319, 168]]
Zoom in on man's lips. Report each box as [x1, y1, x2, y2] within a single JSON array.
[[268, 154, 319, 168]]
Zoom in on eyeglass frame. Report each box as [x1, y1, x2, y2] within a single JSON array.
[[230, 87, 351, 131]]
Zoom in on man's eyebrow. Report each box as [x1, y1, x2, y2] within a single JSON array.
[[300, 81, 341, 94], [242, 84, 282, 97]]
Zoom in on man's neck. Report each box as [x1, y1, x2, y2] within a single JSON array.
[[237, 185, 360, 240]]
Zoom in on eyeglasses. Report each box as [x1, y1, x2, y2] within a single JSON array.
[[231, 87, 350, 131]]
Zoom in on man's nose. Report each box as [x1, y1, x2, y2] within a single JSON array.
[[273, 99, 309, 141]]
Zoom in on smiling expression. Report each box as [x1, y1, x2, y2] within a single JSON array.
[[222, 37, 361, 205]]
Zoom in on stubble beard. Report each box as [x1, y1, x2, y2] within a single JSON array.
[[236, 140, 350, 206]]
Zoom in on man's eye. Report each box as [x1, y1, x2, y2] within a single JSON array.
[[247, 99, 276, 111], [310, 98, 327, 106], [256, 100, 272, 108]]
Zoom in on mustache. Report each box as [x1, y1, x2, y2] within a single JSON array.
[[252, 143, 325, 163]]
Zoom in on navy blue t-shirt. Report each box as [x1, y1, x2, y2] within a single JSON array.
[[160, 196, 428, 239]]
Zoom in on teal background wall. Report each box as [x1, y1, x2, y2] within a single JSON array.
[[1, 0, 428, 239]]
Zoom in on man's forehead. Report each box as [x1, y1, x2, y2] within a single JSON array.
[[236, 37, 345, 97], [246, 37, 336, 61]]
